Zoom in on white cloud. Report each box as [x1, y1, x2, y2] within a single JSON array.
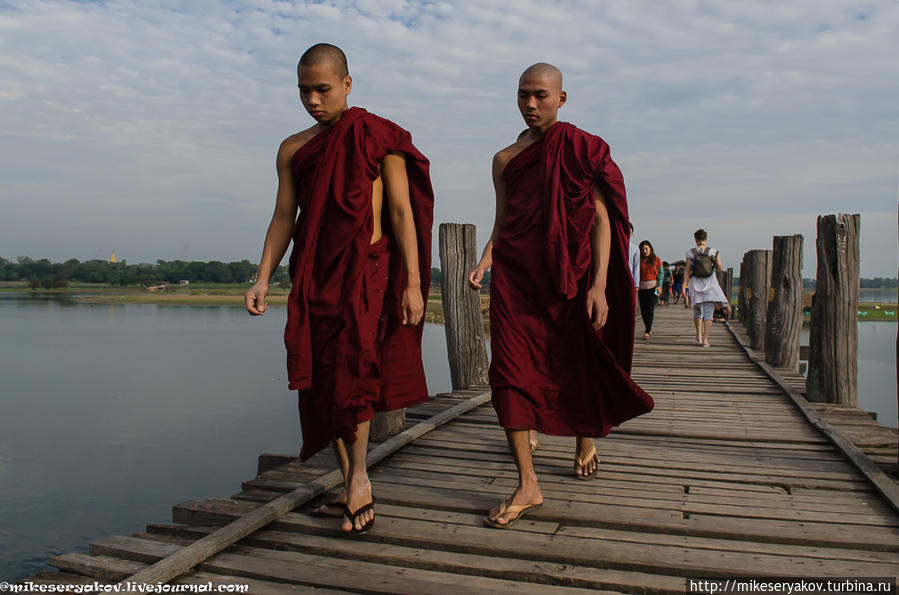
[[0, 0, 896, 277]]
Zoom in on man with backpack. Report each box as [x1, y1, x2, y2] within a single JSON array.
[[682, 229, 727, 347]]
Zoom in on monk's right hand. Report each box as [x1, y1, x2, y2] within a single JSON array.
[[586, 286, 609, 330], [468, 266, 487, 290], [245, 281, 269, 316]]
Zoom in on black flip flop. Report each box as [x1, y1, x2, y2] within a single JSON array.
[[342, 501, 375, 535]]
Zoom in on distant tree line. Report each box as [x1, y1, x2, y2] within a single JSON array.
[[0, 256, 290, 288], [2, 257, 890, 292], [801, 278, 897, 290], [859, 277, 898, 289], [1, 257, 457, 289]]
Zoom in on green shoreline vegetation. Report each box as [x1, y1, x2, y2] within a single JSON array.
[[2, 280, 895, 322], [1, 255, 894, 323]]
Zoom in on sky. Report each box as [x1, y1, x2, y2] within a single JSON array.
[[1, 0, 897, 278]]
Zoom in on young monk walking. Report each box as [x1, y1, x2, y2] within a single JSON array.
[[469, 63, 654, 528], [245, 44, 433, 535]]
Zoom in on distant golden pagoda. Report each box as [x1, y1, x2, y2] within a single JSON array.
[[109, 252, 117, 264]]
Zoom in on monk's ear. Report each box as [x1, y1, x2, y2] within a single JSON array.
[[344, 75, 352, 95], [558, 90, 567, 107]]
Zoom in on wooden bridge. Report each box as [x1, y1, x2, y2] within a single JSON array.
[[25, 305, 899, 593]]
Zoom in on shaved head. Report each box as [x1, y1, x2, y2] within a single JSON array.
[[519, 63, 562, 90], [516, 62, 566, 133], [299, 43, 349, 79]]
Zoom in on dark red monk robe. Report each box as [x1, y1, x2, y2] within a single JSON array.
[[284, 107, 434, 461], [489, 121, 654, 437]]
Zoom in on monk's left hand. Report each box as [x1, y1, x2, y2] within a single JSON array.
[[586, 286, 608, 330], [402, 286, 424, 326]]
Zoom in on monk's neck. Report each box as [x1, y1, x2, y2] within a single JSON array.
[[316, 106, 350, 131], [526, 118, 558, 140]]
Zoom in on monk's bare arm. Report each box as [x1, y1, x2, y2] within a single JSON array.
[[245, 139, 300, 315], [382, 152, 423, 326], [469, 151, 510, 289], [586, 185, 611, 329]]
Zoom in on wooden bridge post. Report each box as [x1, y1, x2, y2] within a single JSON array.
[[438, 223, 490, 390], [738, 253, 750, 327], [741, 249, 773, 351], [765, 235, 803, 371], [370, 410, 405, 441], [807, 214, 860, 405], [716, 267, 734, 319]]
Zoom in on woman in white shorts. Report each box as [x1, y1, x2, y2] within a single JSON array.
[[682, 229, 727, 347]]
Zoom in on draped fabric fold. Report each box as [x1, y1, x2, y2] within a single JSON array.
[[489, 122, 654, 437], [284, 107, 434, 460]]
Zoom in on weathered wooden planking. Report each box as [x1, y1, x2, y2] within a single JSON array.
[[725, 320, 899, 513], [168, 499, 899, 576], [173, 496, 899, 553], [143, 523, 687, 594], [93, 534, 608, 594]]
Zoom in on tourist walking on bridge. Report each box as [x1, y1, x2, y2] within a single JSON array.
[[637, 240, 663, 339], [682, 229, 727, 347]]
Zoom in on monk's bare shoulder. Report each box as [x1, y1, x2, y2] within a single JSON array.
[[277, 124, 321, 167], [493, 136, 534, 174]]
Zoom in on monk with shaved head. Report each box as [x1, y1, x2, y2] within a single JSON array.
[[246, 43, 434, 535], [470, 63, 654, 527]]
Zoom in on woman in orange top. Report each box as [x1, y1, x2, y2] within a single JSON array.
[[638, 240, 664, 339]]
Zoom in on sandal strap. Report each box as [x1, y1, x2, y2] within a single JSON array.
[[575, 445, 597, 467], [344, 501, 374, 522], [502, 503, 536, 516]]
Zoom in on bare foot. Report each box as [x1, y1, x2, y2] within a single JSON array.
[[487, 484, 543, 527], [342, 476, 374, 532]]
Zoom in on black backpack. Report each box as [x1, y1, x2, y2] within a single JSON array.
[[690, 248, 717, 278]]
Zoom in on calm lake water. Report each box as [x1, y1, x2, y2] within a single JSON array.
[[0, 294, 450, 581], [860, 288, 898, 304], [800, 323, 897, 428], [0, 294, 895, 581]]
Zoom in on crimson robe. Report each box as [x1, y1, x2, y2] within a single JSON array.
[[284, 107, 434, 461], [489, 121, 654, 437]]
